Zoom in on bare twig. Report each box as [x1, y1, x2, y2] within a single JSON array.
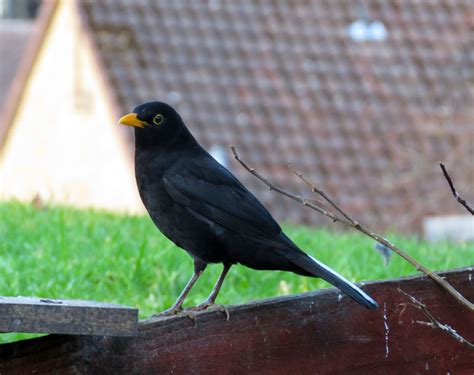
[[231, 146, 474, 311], [288, 164, 355, 224], [398, 289, 473, 349], [230, 147, 351, 225], [440, 163, 474, 215]]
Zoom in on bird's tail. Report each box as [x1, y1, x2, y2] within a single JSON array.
[[288, 252, 378, 309]]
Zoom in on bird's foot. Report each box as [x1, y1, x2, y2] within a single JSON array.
[[152, 305, 201, 325], [152, 304, 184, 318], [186, 301, 230, 321]]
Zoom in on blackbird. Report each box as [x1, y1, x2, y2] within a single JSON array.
[[118, 102, 378, 316]]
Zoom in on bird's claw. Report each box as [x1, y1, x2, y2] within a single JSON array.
[[152, 305, 184, 318], [186, 301, 230, 321], [152, 305, 200, 326]]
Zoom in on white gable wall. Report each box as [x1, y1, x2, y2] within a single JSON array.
[[0, 1, 143, 213]]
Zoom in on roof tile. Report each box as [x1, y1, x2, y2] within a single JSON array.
[[79, 0, 474, 232]]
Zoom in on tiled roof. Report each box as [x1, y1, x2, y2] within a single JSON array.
[[79, 0, 474, 233]]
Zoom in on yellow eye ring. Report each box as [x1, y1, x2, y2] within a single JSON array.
[[153, 114, 164, 125]]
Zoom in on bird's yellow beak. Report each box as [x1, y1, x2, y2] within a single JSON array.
[[118, 113, 147, 128]]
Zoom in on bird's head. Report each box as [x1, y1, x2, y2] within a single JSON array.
[[118, 101, 195, 149]]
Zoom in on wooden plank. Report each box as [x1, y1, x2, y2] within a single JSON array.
[[0, 267, 472, 374], [0, 297, 138, 336]]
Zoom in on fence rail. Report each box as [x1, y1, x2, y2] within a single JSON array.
[[0, 297, 137, 336], [1, 267, 472, 374]]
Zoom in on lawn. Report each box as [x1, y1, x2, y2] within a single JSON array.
[[0, 200, 472, 343]]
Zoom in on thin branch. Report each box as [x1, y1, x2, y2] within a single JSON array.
[[289, 164, 355, 225], [231, 146, 473, 311], [440, 163, 474, 215], [398, 289, 473, 350], [230, 147, 351, 225]]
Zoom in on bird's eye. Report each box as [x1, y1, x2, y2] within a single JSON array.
[[152, 114, 164, 126]]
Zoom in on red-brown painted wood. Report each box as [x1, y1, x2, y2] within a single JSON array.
[[1, 267, 473, 374]]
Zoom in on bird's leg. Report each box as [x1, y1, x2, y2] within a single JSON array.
[[187, 264, 232, 320], [152, 260, 206, 318], [152, 272, 201, 317], [203, 263, 232, 305]]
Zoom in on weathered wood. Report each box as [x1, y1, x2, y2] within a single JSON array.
[[0, 297, 138, 336], [0, 268, 473, 374]]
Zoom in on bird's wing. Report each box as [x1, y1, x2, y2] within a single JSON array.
[[163, 155, 282, 241]]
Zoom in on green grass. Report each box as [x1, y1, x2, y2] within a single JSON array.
[[0, 200, 472, 343]]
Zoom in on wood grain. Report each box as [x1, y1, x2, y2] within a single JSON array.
[[0, 297, 138, 336], [1, 268, 472, 374]]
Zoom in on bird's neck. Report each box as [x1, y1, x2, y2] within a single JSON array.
[[134, 132, 202, 175], [134, 125, 199, 151]]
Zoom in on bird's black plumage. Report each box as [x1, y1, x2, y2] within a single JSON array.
[[119, 102, 378, 314]]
